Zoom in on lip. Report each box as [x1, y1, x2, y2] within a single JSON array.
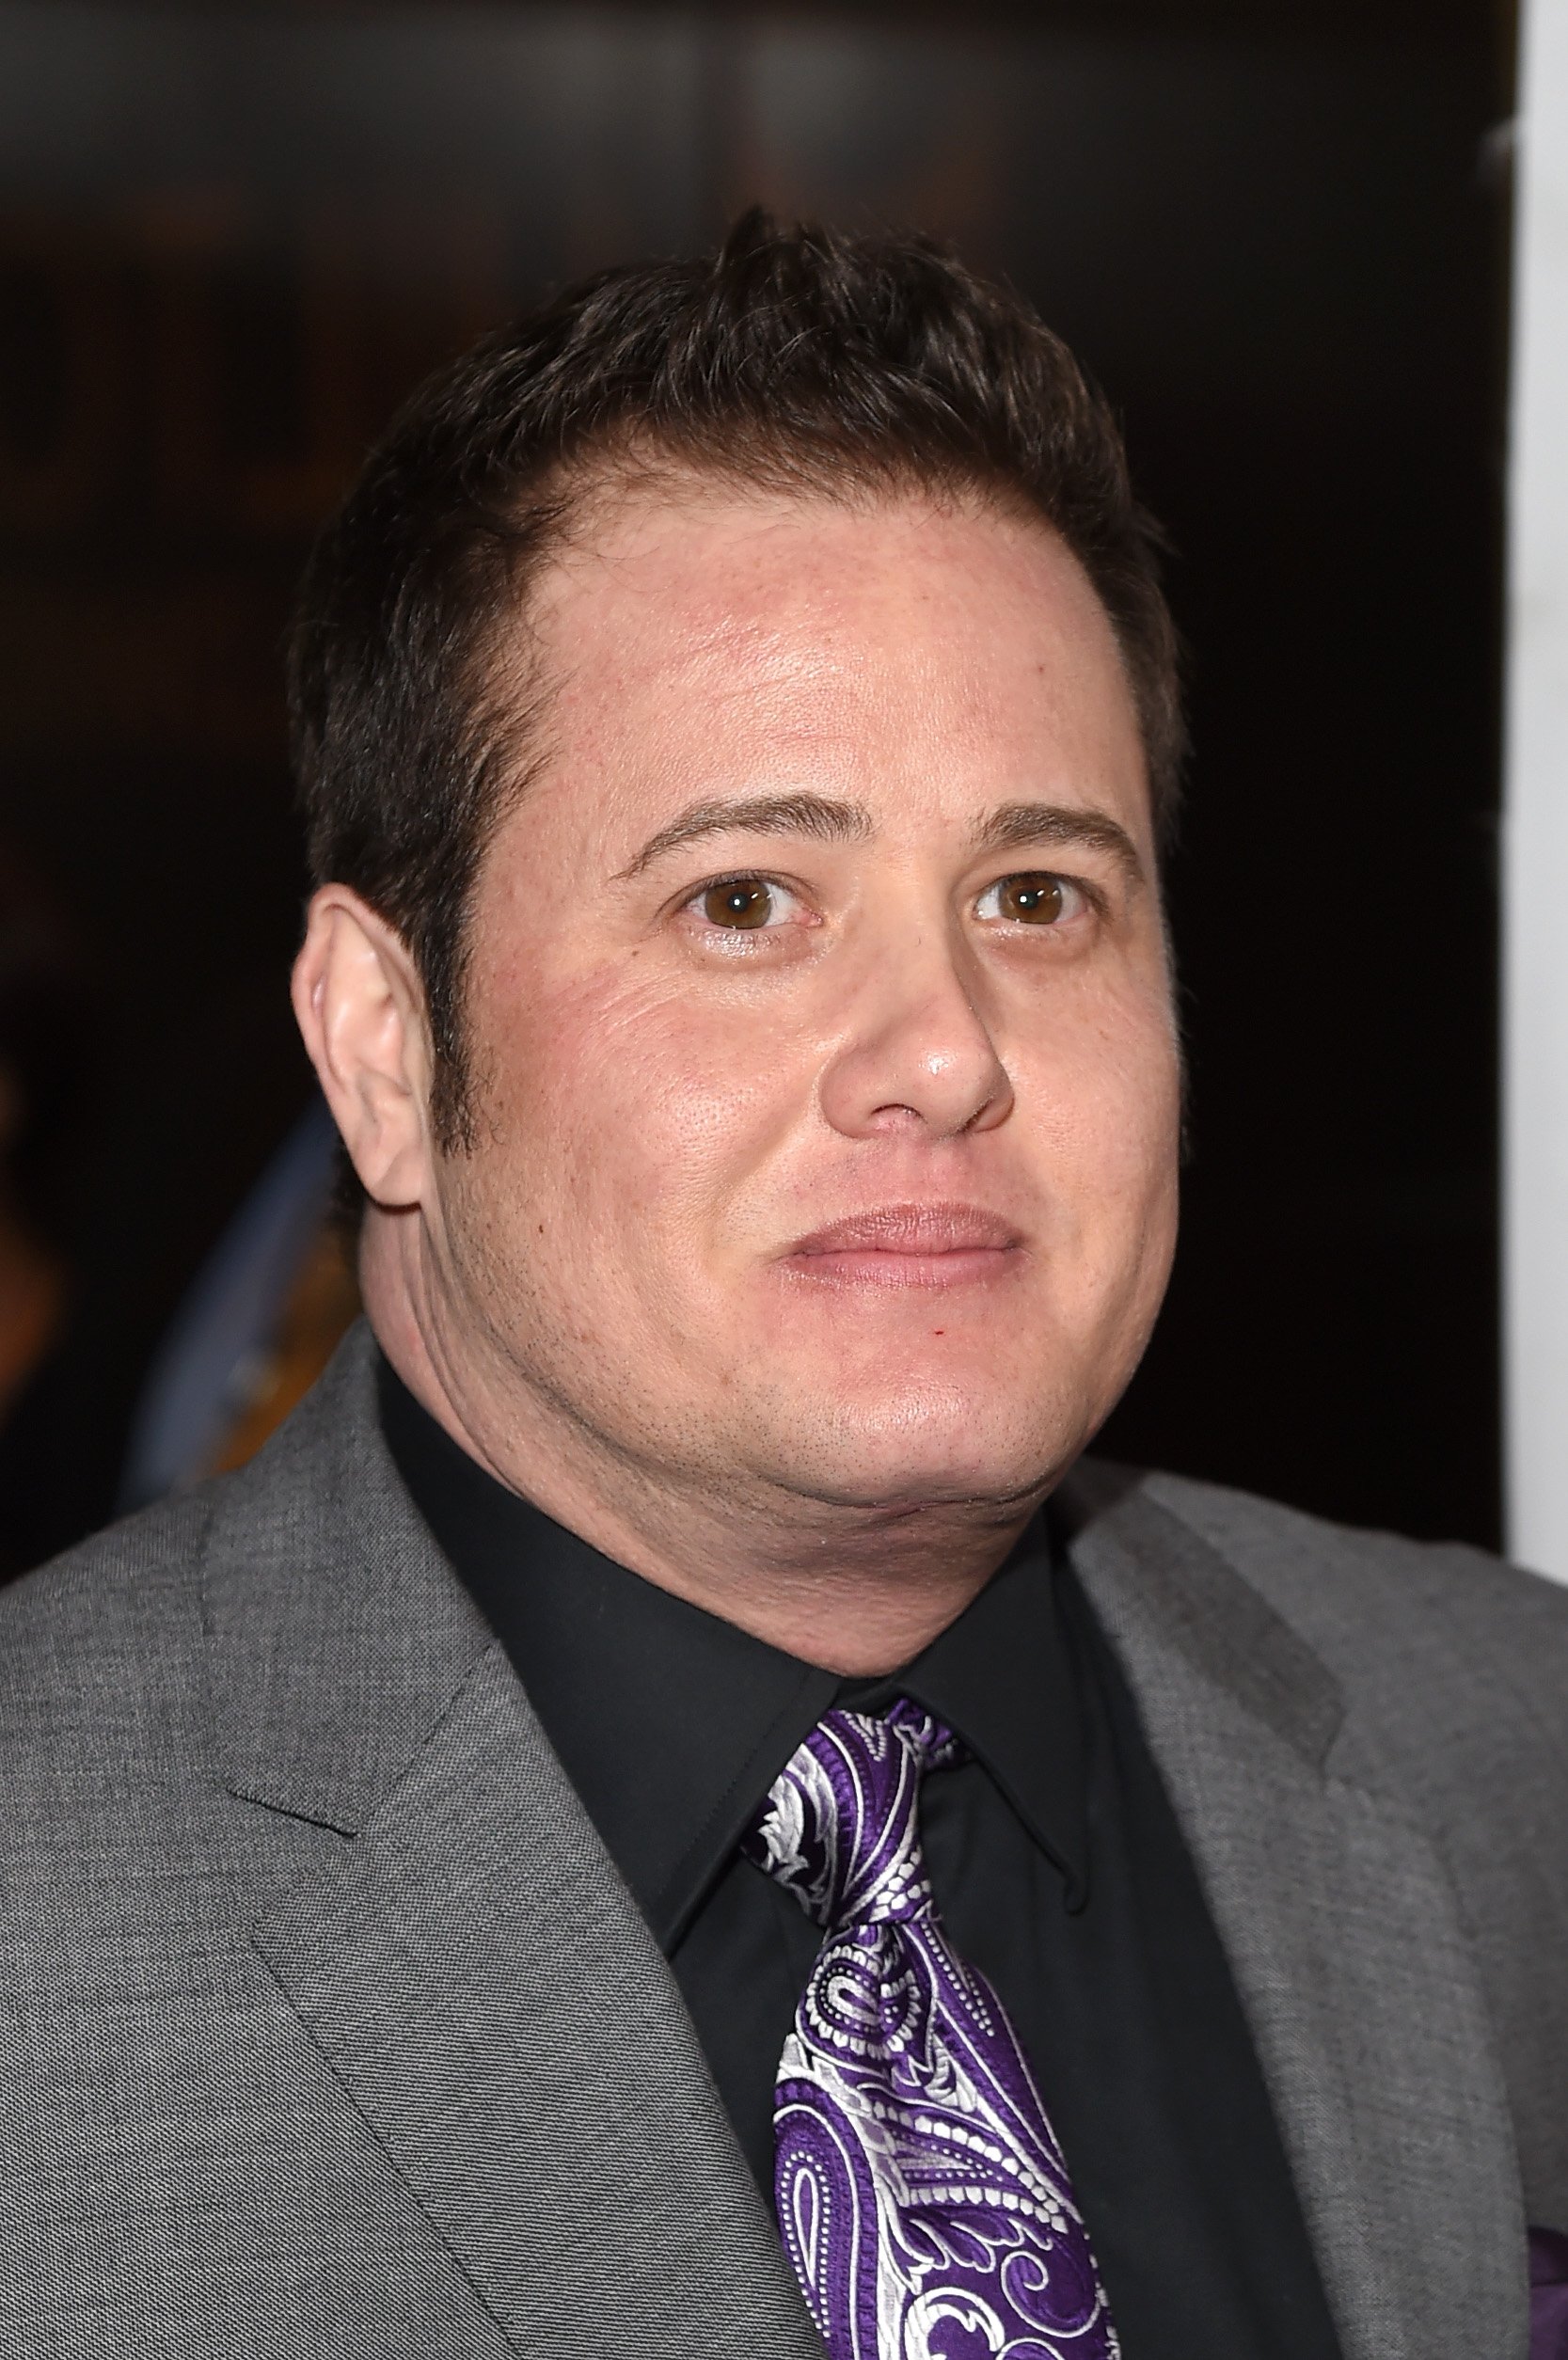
[[781, 1201, 1025, 1290]]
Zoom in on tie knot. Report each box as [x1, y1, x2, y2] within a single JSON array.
[[743, 1700, 961, 1931]]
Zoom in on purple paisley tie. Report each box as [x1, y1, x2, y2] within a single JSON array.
[[744, 1699, 1119, 2360]]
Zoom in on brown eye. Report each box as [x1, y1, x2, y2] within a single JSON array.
[[995, 872, 1066, 925], [703, 879, 774, 929]]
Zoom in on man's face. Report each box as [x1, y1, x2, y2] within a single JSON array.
[[429, 484, 1180, 1520]]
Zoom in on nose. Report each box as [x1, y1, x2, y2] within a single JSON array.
[[816, 925, 1014, 1142]]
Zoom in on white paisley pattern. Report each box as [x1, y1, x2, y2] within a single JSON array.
[[744, 1703, 1119, 2360]]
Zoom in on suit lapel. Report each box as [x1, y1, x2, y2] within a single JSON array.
[[203, 1327, 823, 2360], [1063, 1467, 1527, 2360]]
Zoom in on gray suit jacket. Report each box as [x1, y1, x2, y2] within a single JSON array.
[[3, 1321, 1565, 2359]]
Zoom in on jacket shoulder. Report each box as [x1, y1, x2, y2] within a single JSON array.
[[0, 1491, 229, 1958], [1132, 1466, 1568, 1804], [0, 1378, 387, 1956], [1140, 1466, 1568, 1663], [0, 1487, 214, 1723], [0, 1321, 386, 1734]]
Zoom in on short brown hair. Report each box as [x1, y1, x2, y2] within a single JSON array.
[[289, 209, 1182, 1148]]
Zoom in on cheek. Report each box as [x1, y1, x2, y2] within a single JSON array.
[[474, 953, 814, 1238], [1015, 971, 1180, 1217]]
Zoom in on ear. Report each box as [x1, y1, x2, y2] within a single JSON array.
[[292, 886, 436, 1209]]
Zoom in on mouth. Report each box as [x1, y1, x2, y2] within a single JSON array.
[[780, 1202, 1026, 1291]]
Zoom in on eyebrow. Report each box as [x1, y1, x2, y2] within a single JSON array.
[[970, 801, 1145, 885], [616, 792, 875, 879], [615, 789, 1144, 886]]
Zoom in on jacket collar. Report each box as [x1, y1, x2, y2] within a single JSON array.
[[202, 1321, 494, 1835], [1058, 1460, 1525, 2360], [1053, 1457, 1343, 1766]]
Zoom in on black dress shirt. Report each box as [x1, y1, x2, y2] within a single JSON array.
[[379, 1357, 1343, 2360]]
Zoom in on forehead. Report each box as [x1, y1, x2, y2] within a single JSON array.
[[518, 483, 1148, 842]]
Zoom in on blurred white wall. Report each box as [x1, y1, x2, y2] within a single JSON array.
[[1506, 0, 1568, 1577]]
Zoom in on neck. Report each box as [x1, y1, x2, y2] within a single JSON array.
[[362, 1209, 1036, 1675]]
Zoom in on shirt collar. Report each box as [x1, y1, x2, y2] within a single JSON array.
[[378, 1354, 1089, 1949]]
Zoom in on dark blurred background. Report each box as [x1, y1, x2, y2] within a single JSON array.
[[0, 0, 1513, 1570]]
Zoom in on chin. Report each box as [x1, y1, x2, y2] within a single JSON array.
[[760, 1386, 1084, 1516]]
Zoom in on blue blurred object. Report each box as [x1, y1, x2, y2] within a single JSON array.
[[118, 1095, 341, 1510]]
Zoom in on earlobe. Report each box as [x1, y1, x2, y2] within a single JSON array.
[[292, 887, 435, 1210]]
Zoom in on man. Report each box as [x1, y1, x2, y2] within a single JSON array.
[[2, 213, 1564, 2360]]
